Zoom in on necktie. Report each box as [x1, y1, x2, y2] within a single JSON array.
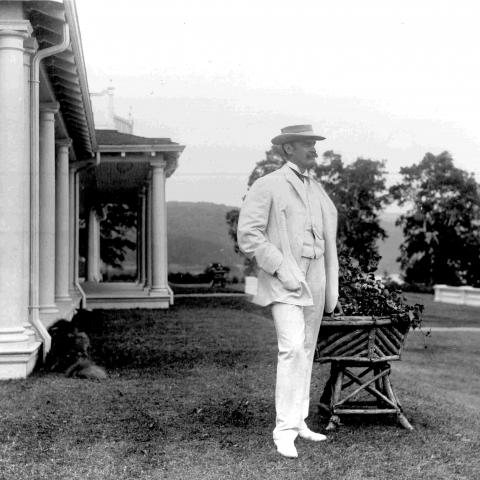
[[289, 168, 308, 183]]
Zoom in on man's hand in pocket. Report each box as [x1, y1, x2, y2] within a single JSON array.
[[276, 263, 301, 291]]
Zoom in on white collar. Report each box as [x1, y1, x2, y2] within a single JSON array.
[[286, 161, 311, 179]]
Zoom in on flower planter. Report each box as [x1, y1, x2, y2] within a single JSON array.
[[316, 315, 410, 363], [315, 315, 413, 430]]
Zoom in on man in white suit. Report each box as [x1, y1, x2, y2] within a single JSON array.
[[237, 125, 340, 458]]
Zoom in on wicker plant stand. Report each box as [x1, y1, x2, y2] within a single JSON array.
[[315, 316, 413, 431]]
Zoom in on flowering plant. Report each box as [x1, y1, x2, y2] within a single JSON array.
[[338, 247, 424, 329]]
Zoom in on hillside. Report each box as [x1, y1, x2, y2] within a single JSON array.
[[167, 201, 404, 277], [167, 201, 242, 274]]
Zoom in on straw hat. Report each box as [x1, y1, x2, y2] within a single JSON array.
[[271, 124, 325, 145]]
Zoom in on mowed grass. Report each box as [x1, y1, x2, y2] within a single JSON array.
[[405, 292, 480, 328], [0, 296, 479, 480]]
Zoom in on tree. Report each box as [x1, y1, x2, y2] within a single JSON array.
[[225, 208, 240, 255], [99, 202, 137, 269], [315, 151, 390, 272], [390, 151, 480, 287]]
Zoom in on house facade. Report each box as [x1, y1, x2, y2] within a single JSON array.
[[0, 0, 184, 379]]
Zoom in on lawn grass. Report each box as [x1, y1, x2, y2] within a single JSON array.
[[404, 292, 480, 328], [0, 296, 479, 479]]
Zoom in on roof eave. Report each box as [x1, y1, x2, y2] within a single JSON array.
[[63, 0, 97, 151]]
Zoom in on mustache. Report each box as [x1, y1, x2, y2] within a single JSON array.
[[307, 152, 318, 159]]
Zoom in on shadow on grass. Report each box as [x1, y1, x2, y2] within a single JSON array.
[[13, 297, 277, 453], [45, 297, 271, 375]]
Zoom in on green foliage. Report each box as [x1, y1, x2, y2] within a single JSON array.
[[99, 203, 137, 269], [339, 247, 423, 327], [390, 151, 480, 287], [225, 208, 240, 255], [315, 151, 391, 271]]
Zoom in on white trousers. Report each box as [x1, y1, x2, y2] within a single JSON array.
[[272, 256, 326, 441]]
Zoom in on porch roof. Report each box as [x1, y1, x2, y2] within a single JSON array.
[[81, 129, 185, 201], [24, 0, 96, 158], [96, 130, 177, 148], [95, 129, 186, 180]]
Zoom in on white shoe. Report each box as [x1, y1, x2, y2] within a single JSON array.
[[274, 438, 298, 458], [298, 428, 327, 442]]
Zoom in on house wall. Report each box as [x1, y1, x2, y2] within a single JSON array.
[[0, 3, 84, 379], [0, 7, 41, 378]]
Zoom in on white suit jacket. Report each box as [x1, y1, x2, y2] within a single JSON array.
[[237, 164, 339, 311]]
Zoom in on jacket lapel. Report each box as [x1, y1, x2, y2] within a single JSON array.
[[282, 164, 307, 206]]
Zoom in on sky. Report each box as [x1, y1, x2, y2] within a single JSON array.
[[76, 0, 480, 208]]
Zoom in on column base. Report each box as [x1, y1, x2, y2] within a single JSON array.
[[55, 295, 72, 304], [0, 327, 29, 345], [87, 275, 102, 284], [23, 324, 38, 344], [40, 304, 59, 315], [0, 341, 42, 380], [149, 287, 170, 296], [55, 297, 79, 319]]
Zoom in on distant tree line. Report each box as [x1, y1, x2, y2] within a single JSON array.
[[169, 263, 231, 286], [391, 152, 480, 287], [227, 148, 480, 289]]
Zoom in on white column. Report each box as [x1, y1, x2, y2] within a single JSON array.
[[135, 197, 141, 283], [0, 21, 40, 379], [74, 170, 81, 286], [144, 182, 152, 290], [22, 37, 36, 341], [150, 160, 169, 294], [69, 165, 77, 295], [87, 208, 102, 282], [96, 212, 102, 281], [140, 189, 147, 287], [55, 139, 72, 302], [39, 102, 60, 315]]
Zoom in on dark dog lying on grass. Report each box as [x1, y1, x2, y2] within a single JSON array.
[[46, 316, 107, 380]]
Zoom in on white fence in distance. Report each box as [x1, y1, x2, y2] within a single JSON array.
[[434, 285, 480, 307]]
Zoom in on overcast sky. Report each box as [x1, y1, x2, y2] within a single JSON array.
[[77, 0, 480, 208]]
